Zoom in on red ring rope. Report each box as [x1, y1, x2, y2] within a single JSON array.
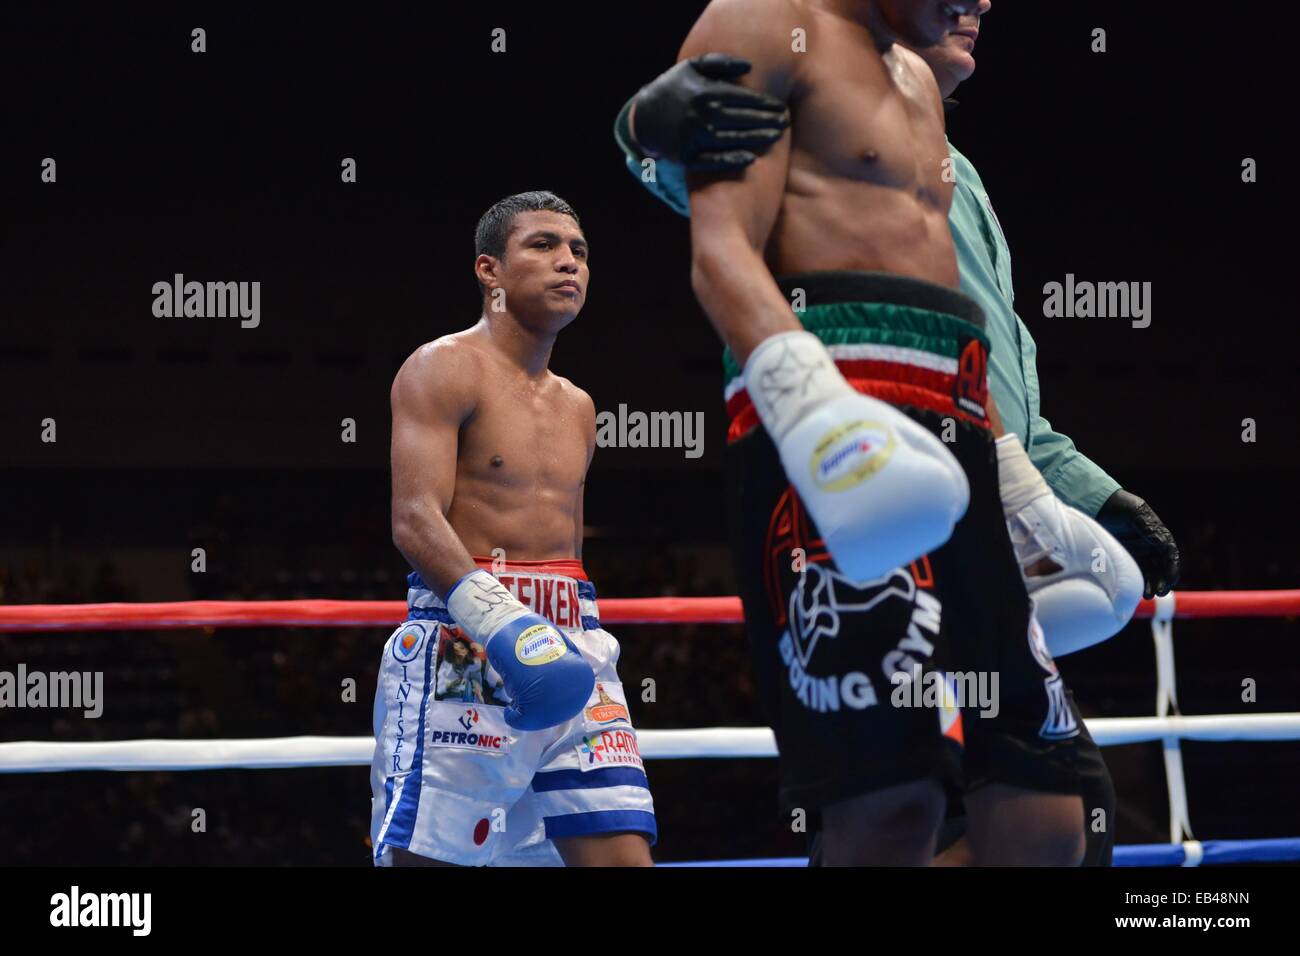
[[0, 591, 1297, 632]]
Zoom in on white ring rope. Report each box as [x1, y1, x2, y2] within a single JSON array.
[[3, 714, 1299, 774]]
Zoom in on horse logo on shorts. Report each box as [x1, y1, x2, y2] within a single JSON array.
[[787, 562, 916, 668]]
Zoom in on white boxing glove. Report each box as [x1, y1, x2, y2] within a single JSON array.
[[744, 330, 969, 583], [995, 434, 1143, 657]]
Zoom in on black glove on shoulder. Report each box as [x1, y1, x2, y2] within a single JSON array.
[[631, 53, 790, 171]]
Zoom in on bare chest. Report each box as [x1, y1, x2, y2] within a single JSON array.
[[791, 42, 951, 204], [460, 380, 588, 490]]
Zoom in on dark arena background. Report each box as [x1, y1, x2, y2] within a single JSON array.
[[2, 1, 1298, 872]]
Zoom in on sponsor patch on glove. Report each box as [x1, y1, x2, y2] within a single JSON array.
[[810, 420, 896, 492], [514, 624, 567, 666]]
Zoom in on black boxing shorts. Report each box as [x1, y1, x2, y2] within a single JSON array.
[[723, 271, 1080, 815]]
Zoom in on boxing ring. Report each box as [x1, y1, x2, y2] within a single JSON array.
[[2, 590, 1298, 867]]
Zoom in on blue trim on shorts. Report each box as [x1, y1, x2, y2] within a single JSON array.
[[531, 767, 650, 793], [374, 777, 396, 862], [377, 631, 436, 852], [544, 809, 658, 844], [408, 606, 453, 624]]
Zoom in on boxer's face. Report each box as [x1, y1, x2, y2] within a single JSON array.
[[911, 0, 990, 98], [878, 0, 983, 48], [486, 210, 589, 333]]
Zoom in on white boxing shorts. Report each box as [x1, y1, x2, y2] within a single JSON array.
[[369, 557, 657, 866]]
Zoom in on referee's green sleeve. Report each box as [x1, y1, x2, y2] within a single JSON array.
[[948, 141, 1120, 516], [1027, 414, 1121, 516]]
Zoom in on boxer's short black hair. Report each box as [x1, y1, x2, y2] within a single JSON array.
[[475, 188, 582, 261], [475, 190, 580, 264]]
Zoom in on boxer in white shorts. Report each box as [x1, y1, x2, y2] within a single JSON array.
[[371, 559, 654, 865], [370, 190, 655, 866]]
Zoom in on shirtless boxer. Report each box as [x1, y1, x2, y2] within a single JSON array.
[[369, 191, 656, 867], [656, 0, 1105, 866], [618, 1, 1178, 867]]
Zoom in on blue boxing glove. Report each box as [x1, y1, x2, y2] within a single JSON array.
[[445, 569, 594, 731]]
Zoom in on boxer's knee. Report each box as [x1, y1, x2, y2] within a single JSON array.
[[820, 778, 946, 866], [554, 832, 653, 867], [965, 785, 1085, 866]]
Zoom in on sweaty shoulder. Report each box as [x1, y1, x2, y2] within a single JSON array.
[[391, 333, 485, 421], [681, 0, 805, 98], [552, 374, 597, 434], [894, 44, 944, 110]]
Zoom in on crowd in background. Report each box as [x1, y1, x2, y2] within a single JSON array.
[[2, 506, 1298, 865]]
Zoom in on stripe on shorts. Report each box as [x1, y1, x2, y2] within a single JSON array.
[[543, 809, 659, 843], [375, 633, 435, 853], [531, 766, 650, 793]]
